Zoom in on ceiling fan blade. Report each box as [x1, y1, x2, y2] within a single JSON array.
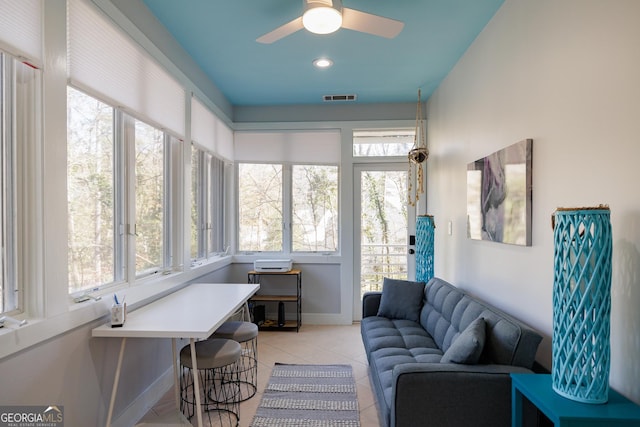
[[341, 7, 404, 39], [256, 16, 304, 44]]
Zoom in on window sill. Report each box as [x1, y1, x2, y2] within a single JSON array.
[[0, 256, 232, 361], [232, 253, 343, 264]]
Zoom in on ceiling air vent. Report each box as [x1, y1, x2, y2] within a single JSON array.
[[323, 94, 357, 102]]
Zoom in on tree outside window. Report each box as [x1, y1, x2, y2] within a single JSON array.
[[191, 146, 226, 261], [67, 87, 171, 291], [238, 163, 339, 253], [292, 165, 338, 252], [67, 87, 115, 292], [238, 163, 283, 252], [134, 120, 164, 275]]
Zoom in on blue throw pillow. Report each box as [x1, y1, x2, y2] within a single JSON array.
[[376, 278, 425, 322], [441, 317, 486, 364]]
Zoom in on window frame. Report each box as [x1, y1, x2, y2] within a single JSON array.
[[0, 53, 17, 314], [352, 128, 416, 158], [290, 164, 340, 253], [191, 144, 227, 263], [66, 87, 176, 295], [0, 52, 41, 316], [128, 115, 169, 278], [237, 162, 284, 253], [236, 161, 340, 255]]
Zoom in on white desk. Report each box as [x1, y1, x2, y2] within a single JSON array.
[[92, 283, 259, 427]]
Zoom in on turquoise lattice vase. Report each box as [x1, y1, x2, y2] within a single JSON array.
[[416, 215, 435, 282], [552, 206, 612, 404]]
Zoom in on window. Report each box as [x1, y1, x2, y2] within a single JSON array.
[[190, 146, 200, 260], [190, 95, 232, 262], [238, 163, 283, 252], [66, 0, 184, 292], [208, 155, 225, 255], [353, 129, 415, 157], [292, 165, 338, 252], [67, 87, 115, 292], [238, 163, 339, 253], [191, 145, 226, 262], [67, 87, 174, 294], [0, 53, 39, 314], [235, 130, 341, 254], [133, 119, 165, 275]]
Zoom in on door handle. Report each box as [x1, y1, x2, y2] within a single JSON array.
[[409, 248, 415, 255]]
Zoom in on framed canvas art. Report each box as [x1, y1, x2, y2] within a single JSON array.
[[467, 139, 532, 246]]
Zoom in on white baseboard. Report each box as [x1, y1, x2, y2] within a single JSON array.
[[303, 313, 353, 325], [259, 312, 350, 326]]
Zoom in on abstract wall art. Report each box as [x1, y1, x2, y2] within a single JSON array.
[[467, 139, 532, 246]]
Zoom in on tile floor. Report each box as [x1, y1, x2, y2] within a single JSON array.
[[138, 323, 381, 427]]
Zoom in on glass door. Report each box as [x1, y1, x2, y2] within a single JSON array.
[[353, 163, 416, 320]]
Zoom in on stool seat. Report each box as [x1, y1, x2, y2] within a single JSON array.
[[211, 320, 258, 342], [179, 338, 241, 426], [180, 339, 241, 370], [210, 321, 259, 402]]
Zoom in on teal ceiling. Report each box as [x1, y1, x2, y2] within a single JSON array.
[[142, 0, 504, 107]]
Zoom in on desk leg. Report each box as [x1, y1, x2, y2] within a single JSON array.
[[106, 337, 127, 427], [512, 384, 523, 427], [244, 301, 251, 322], [172, 338, 180, 411], [190, 339, 204, 427]]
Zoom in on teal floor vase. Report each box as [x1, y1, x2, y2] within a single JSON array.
[[416, 215, 435, 282], [551, 206, 612, 404]]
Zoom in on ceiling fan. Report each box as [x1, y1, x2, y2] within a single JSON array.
[[257, 0, 404, 44]]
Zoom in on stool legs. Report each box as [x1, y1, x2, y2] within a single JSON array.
[[209, 321, 259, 403], [180, 362, 240, 426], [179, 339, 242, 427], [234, 336, 257, 402]]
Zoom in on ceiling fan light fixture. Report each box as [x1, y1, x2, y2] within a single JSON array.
[[302, 1, 343, 34]]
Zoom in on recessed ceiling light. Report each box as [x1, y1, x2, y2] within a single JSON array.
[[313, 58, 333, 68]]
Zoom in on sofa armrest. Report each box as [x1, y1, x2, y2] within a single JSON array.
[[391, 363, 535, 427], [362, 291, 382, 318]]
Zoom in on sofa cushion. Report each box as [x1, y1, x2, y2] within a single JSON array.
[[441, 317, 486, 364], [377, 278, 425, 322], [361, 317, 439, 356], [420, 277, 542, 368], [361, 316, 443, 417]]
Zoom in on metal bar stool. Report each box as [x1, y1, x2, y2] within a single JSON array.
[[210, 321, 258, 402], [179, 338, 241, 426]]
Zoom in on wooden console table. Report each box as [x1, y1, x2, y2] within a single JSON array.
[[248, 269, 301, 332]]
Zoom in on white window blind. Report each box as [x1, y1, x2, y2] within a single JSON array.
[[0, 0, 43, 67], [215, 118, 234, 162], [234, 130, 341, 163], [191, 96, 233, 161], [67, 0, 185, 137]]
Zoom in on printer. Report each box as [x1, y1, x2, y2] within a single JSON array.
[[253, 259, 293, 272]]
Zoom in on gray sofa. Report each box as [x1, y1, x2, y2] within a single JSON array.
[[361, 277, 542, 427]]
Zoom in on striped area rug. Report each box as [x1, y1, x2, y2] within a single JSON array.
[[250, 363, 360, 427]]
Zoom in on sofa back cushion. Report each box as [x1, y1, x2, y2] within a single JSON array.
[[419, 277, 542, 369], [377, 277, 425, 322]]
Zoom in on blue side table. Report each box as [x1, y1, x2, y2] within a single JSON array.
[[511, 374, 640, 426]]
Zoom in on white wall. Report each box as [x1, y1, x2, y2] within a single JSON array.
[[426, 0, 640, 403]]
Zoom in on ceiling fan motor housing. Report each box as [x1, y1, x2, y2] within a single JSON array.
[[305, 0, 343, 12]]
